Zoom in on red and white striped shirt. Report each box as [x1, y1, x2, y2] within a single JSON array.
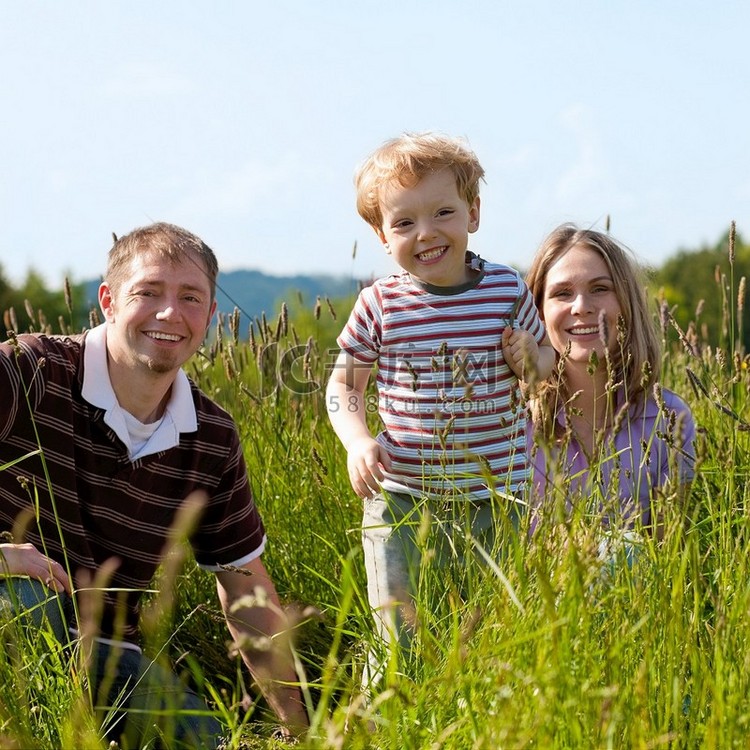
[[337, 257, 546, 500]]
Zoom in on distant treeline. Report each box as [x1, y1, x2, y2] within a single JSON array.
[[2, 227, 748, 351], [649, 225, 749, 354], [0, 268, 359, 338]]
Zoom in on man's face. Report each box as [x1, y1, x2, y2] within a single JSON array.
[[99, 250, 216, 377]]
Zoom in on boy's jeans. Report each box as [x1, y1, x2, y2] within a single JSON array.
[[361, 492, 521, 682], [0, 577, 223, 749]]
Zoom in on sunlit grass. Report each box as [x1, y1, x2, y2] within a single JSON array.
[[2, 266, 750, 747]]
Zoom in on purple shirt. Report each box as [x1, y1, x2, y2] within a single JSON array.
[[528, 388, 695, 527]]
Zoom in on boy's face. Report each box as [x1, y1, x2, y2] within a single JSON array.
[[376, 169, 480, 287]]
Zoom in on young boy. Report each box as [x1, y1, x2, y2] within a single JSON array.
[[326, 132, 555, 669]]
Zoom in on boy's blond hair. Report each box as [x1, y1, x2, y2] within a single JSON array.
[[355, 132, 486, 230]]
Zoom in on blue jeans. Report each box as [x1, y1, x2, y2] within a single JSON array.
[[0, 577, 223, 749], [361, 492, 521, 681]]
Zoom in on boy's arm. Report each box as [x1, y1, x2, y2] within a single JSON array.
[[501, 329, 556, 384], [326, 350, 392, 498], [534, 334, 556, 380]]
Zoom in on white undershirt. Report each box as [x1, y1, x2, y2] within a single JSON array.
[[122, 410, 164, 460]]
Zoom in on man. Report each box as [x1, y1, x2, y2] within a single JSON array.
[[0, 223, 308, 746]]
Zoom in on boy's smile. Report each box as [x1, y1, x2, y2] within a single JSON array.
[[376, 169, 480, 287]]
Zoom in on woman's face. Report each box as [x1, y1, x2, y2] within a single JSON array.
[[541, 244, 622, 366]]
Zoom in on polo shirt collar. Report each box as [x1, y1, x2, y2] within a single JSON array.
[[82, 323, 198, 456]]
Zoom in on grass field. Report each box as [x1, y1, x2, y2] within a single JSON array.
[[1, 264, 750, 749]]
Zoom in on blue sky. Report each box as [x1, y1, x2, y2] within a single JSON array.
[[1, 1, 748, 289]]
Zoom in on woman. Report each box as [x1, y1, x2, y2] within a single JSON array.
[[525, 223, 695, 540]]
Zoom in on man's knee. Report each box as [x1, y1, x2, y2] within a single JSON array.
[[0, 577, 72, 644]]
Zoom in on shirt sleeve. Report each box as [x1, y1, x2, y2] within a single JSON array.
[[652, 390, 696, 489], [336, 284, 383, 364], [190, 421, 267, 569], [0, 335, 80, 440], [671, 395, 696, 485], [514, 277, 547, 344]]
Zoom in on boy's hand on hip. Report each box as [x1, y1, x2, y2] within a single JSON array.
[[346, 437, 391, 499]]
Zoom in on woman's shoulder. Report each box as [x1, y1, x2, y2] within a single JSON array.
[[638, 387, 695, 433], [647, 387, 693, 415], [661, 387, 691, 409]]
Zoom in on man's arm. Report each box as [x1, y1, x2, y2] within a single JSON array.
[[215, 556, 309, 738]]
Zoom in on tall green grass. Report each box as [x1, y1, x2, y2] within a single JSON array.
[[2, 256, 750, 747]]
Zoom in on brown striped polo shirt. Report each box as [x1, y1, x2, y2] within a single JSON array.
[[0, 331, 265, 643]]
